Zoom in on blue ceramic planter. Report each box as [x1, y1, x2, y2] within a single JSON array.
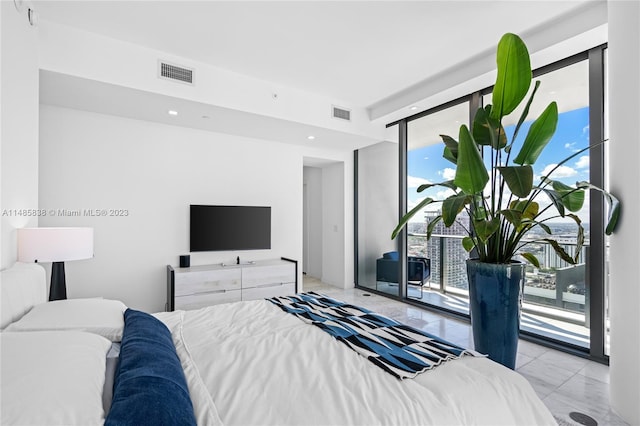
[[466, 259, 524, 369]]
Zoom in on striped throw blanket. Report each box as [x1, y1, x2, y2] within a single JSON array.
[[268, 292, 480, 379]]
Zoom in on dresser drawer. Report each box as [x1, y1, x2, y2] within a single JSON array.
[[242, 282, 296, 301], [174, 268, 241, 297], [175, 289, 241, 310], [167, 260, 297, 311], [242, 263, 295, 288]]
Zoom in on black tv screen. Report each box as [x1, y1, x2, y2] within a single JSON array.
[[190, 205, 271, 252]]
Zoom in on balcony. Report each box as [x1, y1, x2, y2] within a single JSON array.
[[401, 233, 593, 349]]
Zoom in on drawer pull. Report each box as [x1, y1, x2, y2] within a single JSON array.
[[184, 289, 228, 297], [255, 282, 286, 289]]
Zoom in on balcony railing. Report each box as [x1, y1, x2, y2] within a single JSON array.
[[407, 233, 589, 324]]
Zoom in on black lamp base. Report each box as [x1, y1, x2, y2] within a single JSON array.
[[49, 261, 67, 301]]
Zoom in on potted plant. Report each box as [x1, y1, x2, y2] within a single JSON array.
[[392, 33, 620, 369]]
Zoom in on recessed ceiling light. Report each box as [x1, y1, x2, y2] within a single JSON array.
[[410, 106, 419, 111], [307, 135, 315, 140], [168, 110, 178, 116]]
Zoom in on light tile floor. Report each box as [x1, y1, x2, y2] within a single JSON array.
[[303, 276, 628, 426]]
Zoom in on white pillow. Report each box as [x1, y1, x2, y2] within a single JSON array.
[[4, 298, 126, 342], [1, 331, 112, 425]]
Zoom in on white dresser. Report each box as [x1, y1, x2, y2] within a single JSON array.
[[166, 258, 297, 311]]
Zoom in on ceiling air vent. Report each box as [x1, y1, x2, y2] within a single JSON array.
[[158, 61, 194, 85], [332, 105, 351, 121]]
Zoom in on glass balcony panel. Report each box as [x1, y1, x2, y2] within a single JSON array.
[[406, 101, 470, 310]]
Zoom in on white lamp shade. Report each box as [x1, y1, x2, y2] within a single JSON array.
[[18, 227, 94, 263]]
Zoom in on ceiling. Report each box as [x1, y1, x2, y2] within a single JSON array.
[[32, 0, 606, 151]]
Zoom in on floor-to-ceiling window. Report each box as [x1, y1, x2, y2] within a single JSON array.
[[405, 100, 471, 313], [482, 58, 594, 350], [356, 45, 610, 361]]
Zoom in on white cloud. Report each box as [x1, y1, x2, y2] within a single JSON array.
[[441, 167, 456, 180], [582, 124, 590, 135], [575, 155, 589, 169], [563, 141, 583, 153], [540, 164, 578, 179], [407, 175, 432, 188], [436, 188, 456, 200]]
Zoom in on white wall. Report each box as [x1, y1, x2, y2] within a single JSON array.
[[608, 1, 640, 424], [303, 166, 323, 279], [0, 1, 39, 269], [39, 105, 308, 312]]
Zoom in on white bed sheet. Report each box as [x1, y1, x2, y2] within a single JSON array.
[[155, 300, 556, 426]]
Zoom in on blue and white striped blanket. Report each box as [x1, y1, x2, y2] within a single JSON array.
[[268, 292, 480, 379]]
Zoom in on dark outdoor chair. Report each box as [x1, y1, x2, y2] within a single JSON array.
[[376, 251, 431, 298]]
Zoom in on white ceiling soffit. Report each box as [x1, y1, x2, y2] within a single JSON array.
[[303, 157, 342, 168], [406, 58, 591, 151], [39, 70, 380, 151], [33, 1, 604, 112], [33, 0, 608, 151], [370, 0, 608, 122]]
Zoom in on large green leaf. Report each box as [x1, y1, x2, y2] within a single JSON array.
[[537, 186, 566, 217], [576, 181, 621, 235], [520, 252, 541, 268], [441, 135, 459, 165], [462, 236, 475, 252], [473, 217, 501, 243], [443, 147, 457, 165], [536, 221, 552, 235], [513, 102, 559, 165], [417, 180, 456, 193], [490, 33, 532, 120], [442, 194, 470, 226], [511, 80, 541, 144], [391, 197, 435, 239], [500, 209, 523, 227], [542, 238, 577, 265], [497, 165, 533, 198], [510, 200, 539, 219], [453, 125, 489, 195], [567, 213, 584, 263], [552, 180, 585, 212], [472, 106, 506, 148], [426, 215, 443, 240]]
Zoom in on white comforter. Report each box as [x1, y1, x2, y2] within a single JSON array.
[[155, 300, 556, 426]]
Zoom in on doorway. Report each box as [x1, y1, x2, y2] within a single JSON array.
[[303, 159, 345, 288]]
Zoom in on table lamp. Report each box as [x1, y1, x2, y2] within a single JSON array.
[[18, 227, 94, 301]]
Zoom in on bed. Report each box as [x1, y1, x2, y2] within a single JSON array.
[[0, 262, 556, 425]]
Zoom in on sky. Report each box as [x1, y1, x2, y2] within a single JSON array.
[[407, 106, 591, 225]]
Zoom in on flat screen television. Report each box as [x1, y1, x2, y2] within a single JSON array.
[[190, 205, 271, 252]]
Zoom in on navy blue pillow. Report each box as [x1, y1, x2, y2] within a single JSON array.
[[105, 309, 196, 426]]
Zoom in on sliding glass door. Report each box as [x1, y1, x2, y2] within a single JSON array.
[[355, 45, 610, 361]]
